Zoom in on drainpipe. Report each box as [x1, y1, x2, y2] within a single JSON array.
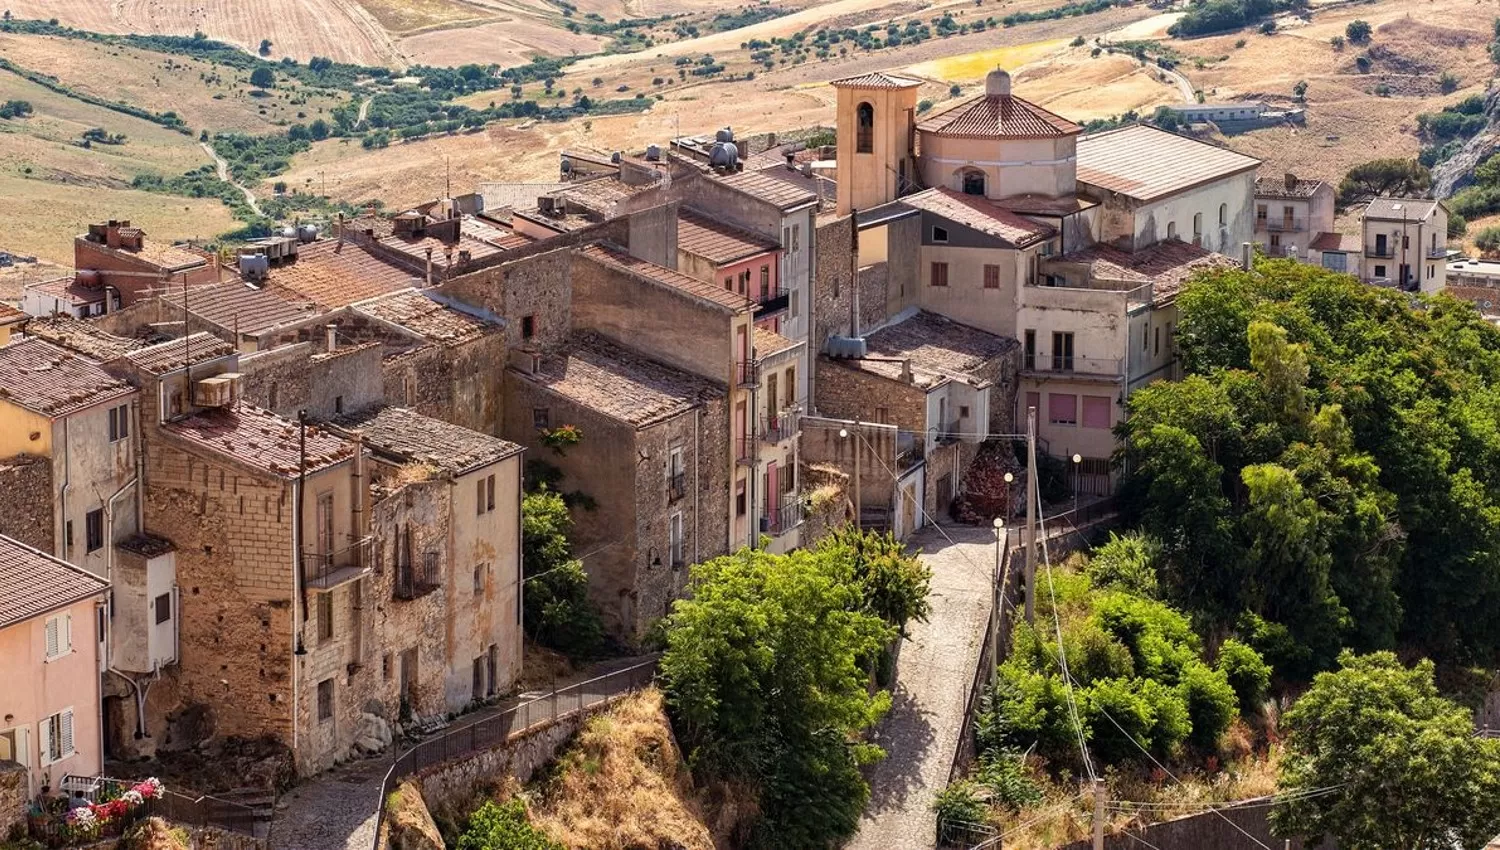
[[292, 411, 308, 761], [59, 417, 71, 561], [425, 248, 434, 287]]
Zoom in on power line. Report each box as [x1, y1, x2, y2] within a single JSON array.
[[1032, 485, 1097, 784]]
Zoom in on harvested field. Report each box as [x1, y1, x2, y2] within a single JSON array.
[[399, 18, 610, 67]]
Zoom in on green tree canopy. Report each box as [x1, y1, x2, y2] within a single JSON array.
[[1335, 158, 1429, 207], [1271, 651, 1500, 849], [456, 800, 562, 850], [249, 66, 275, 89], [521, 490, 603, 658]]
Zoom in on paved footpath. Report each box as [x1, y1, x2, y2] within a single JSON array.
[[847, 523, 995, 850], [268, 656, 653, 850]]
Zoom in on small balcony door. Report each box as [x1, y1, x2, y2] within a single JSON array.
[[1374, 234, 1388, 256], [767, 462, 779, 527], [316, 492, 334, 568]]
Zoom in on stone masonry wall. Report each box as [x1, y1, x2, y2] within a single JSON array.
[[814, 359, 927, 436], [813, 214, 855, 355], [0, 453, 53, 551], [0, 760, 26, 841]]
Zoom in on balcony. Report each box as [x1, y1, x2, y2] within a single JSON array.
[[1023, 355, 1125, 380], [934, 419, 960, 446], [761, 499, 805, 536], [394, 551, 441, 600], [897, 432, 925, 471], [668, 471, 687, 501], [761, 411, 798, 444], [1365, 244, 1395, 259], [1428, 246, 1448, 259], [304, 536, 372, 591], [736, 436, 757, 466], [1259, 217, 1307, 233], [754, 285, 790, 317], [735, 359, 759, 388]]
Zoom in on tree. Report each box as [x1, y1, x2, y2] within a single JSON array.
[[1292, 79, 1308, 101], [1345, 19, 1371, 43], [1475, 225, 1500, 254], [1272, 652, 1500, 849], [816, 527, 931, 636], [456, 800, 562, 850], [521, 491, 603, 658], [308, 118, 330, 141], [249, 66, 275, 89], [258, 38, 273, 56], [660, 547, 899, 848], [1336, 158, 1430, 207]]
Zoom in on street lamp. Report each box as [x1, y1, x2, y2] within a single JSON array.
[[991, 516, 1004, 669], [1071, 454, 1082, 519], [1003, 471, 1014, 520]]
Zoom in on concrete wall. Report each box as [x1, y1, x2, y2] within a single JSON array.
[[1132, 172, 1256, 254], [916, 239, 1025, 339], [918, 134, 1077, 200], [446, 455, 524, 708], [111, 547, 177, 674], [0, 595, 106, 797], [1056, 803, 1333, 850]]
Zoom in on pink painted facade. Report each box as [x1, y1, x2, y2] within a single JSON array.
[[0, 596, 105, 797]]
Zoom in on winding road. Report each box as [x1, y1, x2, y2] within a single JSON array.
[[201, 141, 262, 217]]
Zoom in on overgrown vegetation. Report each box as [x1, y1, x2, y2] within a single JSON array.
[[1416, 94, 1488, 168], [999, 0, 1122, 28], [1122, 259, 1500, 671], [660, 531, 930, 848], [522, 490, 605, 659], [456, 799, 561, 850], [1168, 0, 1307, 38], [0, 98, 32, 119]]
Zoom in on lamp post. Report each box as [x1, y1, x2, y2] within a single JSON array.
[[991, 516, 1004, 672], [1071, 454, 1082, 519], [1003, 471, 1015, 520]]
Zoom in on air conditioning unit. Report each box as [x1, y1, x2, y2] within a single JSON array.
[[192, 373, 242, 408]]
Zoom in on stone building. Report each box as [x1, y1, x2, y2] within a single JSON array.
[[505, 331, 729, 639], [1254, 173, 1336, 260], [69, 220, 220, 309]]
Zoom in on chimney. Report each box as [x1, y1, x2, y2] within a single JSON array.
[[1241, 242, 1254, 270], [1284, 173, 1297, 191], [106, 222, 122, 249], [784, 151, 796, 170], [901, 359, 912, 383], [325, 323, 337, 352], [425, 248, 434, 286]]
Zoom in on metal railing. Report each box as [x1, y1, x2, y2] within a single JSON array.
[[1260, 217, 1307, 232], [1366, 244, 1395, 258], [761, 499, 805, 535], [371, 659, 658, 850], [755, 285, 790, 315], [761, 411, 797, 444], [935, 419, 961, 446], [735, 359, 759, 387], [394, 551, 440, 600], [1024, 355, 1125, 378], [1428, 246, 1448, 259], [38, 776, 267, 842], [735, 436, 757, 466], [303, 536, 372, 591]]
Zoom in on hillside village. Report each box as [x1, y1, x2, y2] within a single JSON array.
[[4, 15, 1500, 850]]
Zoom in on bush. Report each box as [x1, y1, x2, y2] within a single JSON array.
[[1346, 19, 1372, 43], [249, 66, 274, 88], [1330, 34, 1345, 49], [1084, 532, 1162, 597], [1217, 638, 1271, 715], [456, 800, 560, 850], [1439, 72, 1460, 94], [1177, 661, 1238, 749], [932, 781, 989, 844], [0, 98, 33, 119], [917, 98, 934, 114], [1448, 212, 1468, 238], [1259, 19, 1276, 34], [1474, 225, 1500, 254]]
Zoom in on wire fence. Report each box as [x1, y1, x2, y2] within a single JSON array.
[[370, 659, 658, 850]]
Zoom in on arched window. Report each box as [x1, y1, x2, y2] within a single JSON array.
[[856, 102, 874, 154], [1167, 221, 1178, 240], [961, 169, 986, 196], [1219, 203, 1228, 226]]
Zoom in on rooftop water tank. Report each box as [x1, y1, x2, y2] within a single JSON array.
[[297, 224, 319, 243], [239, 253, 270, 281]]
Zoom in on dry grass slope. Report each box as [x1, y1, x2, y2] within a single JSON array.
[[531, 688, 715, 850]]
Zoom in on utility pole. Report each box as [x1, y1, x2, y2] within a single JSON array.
[[852, 422, 861, 529], [991, 520, 1005, 672], [1024, 406, 1039, 624], [1093, 777, 1106, 850]]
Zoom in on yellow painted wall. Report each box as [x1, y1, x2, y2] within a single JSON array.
[[836, 84, 918, 215], [0, 401, 53, 457]]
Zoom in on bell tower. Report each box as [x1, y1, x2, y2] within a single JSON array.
[[831, 72, 921, 216]]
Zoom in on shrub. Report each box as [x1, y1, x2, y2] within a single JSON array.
[[1177, 661, 1238, 749], [932, 781, 989, 844], [457, 800, 560, 850], [1475, 226, 1500, 254], [1449, 212, 1468, 238], [1084, 532, 1162, 597], [1259, 19, 1276, 34], [1330, 34, 1344, 49], [1439, 72, 1460, 94], [249, 66, 275, 89], [917, 98, 934, 114], [1346, 19, 1372, 43], [1217, 638, 1271, 715], [949, 83, 961, 97]]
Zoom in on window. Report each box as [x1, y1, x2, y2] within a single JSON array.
[[1154, 326, 1161, 356], [932, 226, 949, 244], [856, 102, 874, 153], [1142, 323, 1149, 352], [487, 645, 498, 696], [521, 315, 536, 340], [1270, 233, 1281, 250], [792, 225, 800, 253], [668, 447, 685, 497], [40, 710, 74, 764], [1082, 396, 1111, 429], [476, 474, 496, 514], [64, 520, 73, 551], [317, 591, 334, 642], [930, 262, 949, 287], [760, 266, 771, 300], [1374, 265, 1387, 278], [1166, 221, 1178, 240], [1256, 204, 1267, 223], [382, 652, 392, 680], [316, 679, 334, 722], [107, 404, 130, 443], [959, 405, 970, 418], [154, 592, 172, 625], [1048, 393, 1078, 426], [334, 395, 345, 415], [962, 170, 985, 196], [736, 480, 746, 516], [669, 512, 684, 568], [738, 269, 750, 295], [1051, 332, 1074, 371], [983, 264, 1000, 290], [723, 276, 734, 291], [1192, 212, 1203, 246], [472, 658, 485, 700], [790, 290, 799, 319], [85, 508, 104, 553], [473, 563, 487, 595], [784, 366, 795, 407], [487, 475, 496, 512], [532, 407, 550, 430], [1219, 203, 1228, 226], [44, 614, 71, 661]]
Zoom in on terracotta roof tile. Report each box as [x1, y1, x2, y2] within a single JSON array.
[[0, 303, 27, 326], [753, 326, 800, 359], [265, 240, 420, 309], [28, 276, 105, 306], [901, 188, 1055, 248], [830, 71, 923, 89], [24, 315, 147, 361], [850, 311, 1016, 386], [162, 404, 356, 479], [1255, 175, 1326, 200], [0, 338, 135, 417], [350, 289, 496, 345], [1078, 125, 1260, 202], [1310, 232, 1361, 252], [332, 406, 522, 475], [165, 281, 320, 336], [714, 170, 819, 211], [518, 332, 724, 428], [122, 333, 235, 374], [579, 243, 753, 311], [918, 93, 1081, 139], [0, 534, 108, 628], [678, 208, 778, 264]]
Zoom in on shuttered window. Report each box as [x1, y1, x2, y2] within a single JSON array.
[[44, 614, 72, 661], [1048, 393, 1078, 426], [41, 709, 74, 764], [1082, 396, 1112, 429], [983, 264, 1000, 289], [930, 262, 949, 287]]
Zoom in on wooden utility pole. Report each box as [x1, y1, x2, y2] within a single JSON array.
[[1093, 778, 1106, 850], [1024, 406, 1039, 624], [991, 522, 1006, 672]]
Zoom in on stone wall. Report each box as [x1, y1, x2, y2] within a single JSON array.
[[813, 214, 855, 357], [799, 417, 899, 516], [239, 342, 386, 422], [440, 249, 576, 353], [1055, 803, 1333, 850], [0, 760, 26, 841], [415, 712, 588, 820], [814, 359, 926, 436], [0, 453, 53, 551]]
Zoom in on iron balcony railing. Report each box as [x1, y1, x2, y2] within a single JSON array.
[[735, 436, 757, 466], [1260, 217, 1308, 232], [761, 411, 798, 444], [303, 536, 372, 591], [755, 284, 790, 316], [735, 359, 759, 387], [761, 499, 805, 536], [1024, 355, 1125, 378], [1428, 246, 1448, 259], [897, 433, 925, 471], [395, 551, 441, 600], [1366, 244, 1396, 258]]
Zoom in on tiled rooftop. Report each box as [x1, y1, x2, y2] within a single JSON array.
[[714, 169, 819, 211], [23, 315, 147, 361], [266, 239, 420, 309], [917, 93, 1081, 139], [0, 338, 135, 417], [1255, 175, 1326, 200], [830, 71, 923, 89], [579, 243, 753, 311], [332, 406, 522, 475], [377, 230, 507, 270], [1365, 197, 1440, 221], [0, 302, 27, 326], [79, 234, 206, 272], [1046, 240, 1238, 305], [122, 332, 235, 374], [162, 404, 357, 479], [1078, 125, 1260, 202], [0, 534, 109, 628], [164, 280, 319, 336], [552, 177, 655, 215], [519, 332, 724, 428], [754, 326, 800, 359], [678, 208, 779, 264], [350, 289, 496, 345], [901, 188, 1055, 248], [27, 276, 105, 306], [1310, 232, 1361, 253], [852, 311, 1016, 387]]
